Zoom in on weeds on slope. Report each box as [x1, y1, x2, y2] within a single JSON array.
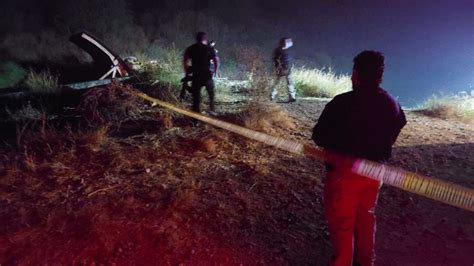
[[25, 69, 60, 94], [292, 67, 351, 98], [0, 83, 327, 264], [416, 95, 474, 124]]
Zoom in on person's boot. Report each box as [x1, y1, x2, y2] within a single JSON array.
[[288, 84, 296, 102]]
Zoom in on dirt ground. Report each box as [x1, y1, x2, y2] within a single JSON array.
[[0, 97, 473, 265]]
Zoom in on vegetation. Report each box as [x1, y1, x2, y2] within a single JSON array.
[[238, 102, 296, 136], [0, 1, 472, 264], [0, 81, 328, 264], [0, 0, 350, 99], [25, 69, 60, 94], [78, 82, 144, 125], [416, 95, 474, 124], [0, 0, 275, 74], [0, 62, 26, 89], [2, 81, 473, 264], [292, 67, 351, 98], [5, 102, 43, 121]]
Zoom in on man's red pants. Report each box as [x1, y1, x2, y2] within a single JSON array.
[[324, 167, 381, 266]]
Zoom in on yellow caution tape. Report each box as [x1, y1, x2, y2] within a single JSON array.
[[352, 159, 473, 211], [135, 91, 474, 212]]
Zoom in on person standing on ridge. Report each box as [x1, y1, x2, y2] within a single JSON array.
[[312, 50, 406, 266], [270, 37, 296, 102], [183, 32, 219, 113]]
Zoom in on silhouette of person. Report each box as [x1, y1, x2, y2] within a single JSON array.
[[183, 32, 220, 113], [312, 51, 406, 266], [270, 37, 296, 102]]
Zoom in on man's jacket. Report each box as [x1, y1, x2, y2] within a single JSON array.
[[184, 43, 217, 81], [273, 47, 291, 76], [312, 88, 407, 162]]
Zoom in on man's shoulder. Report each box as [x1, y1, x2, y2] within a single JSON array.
[[323, 91, 353, 111], [378, 88, 396, 99], [185, 44, 195, 55], [331, 91, 354, 103], [186, 43, 198, 50], [377, 88, 401, 107]]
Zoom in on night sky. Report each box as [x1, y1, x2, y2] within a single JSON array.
[[136, 0, 474, 105], [1, 0, 472, 105], [278, 0, 474, 105]]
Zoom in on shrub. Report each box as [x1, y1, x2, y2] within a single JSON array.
[[292, 67, 351, 98], [236, 102, 295, 136], [231, 45, 271, 102], [5, 102, 42, 121], [141, 62, 182, 88], [25, 69, 60, 94], [138, 45, 182, 87], [0, 61, 27, 89], [416, 95, 474, 123], [77, 82, 144, 126]]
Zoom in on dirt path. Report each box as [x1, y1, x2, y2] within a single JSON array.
[[281, 99, 474, 265]]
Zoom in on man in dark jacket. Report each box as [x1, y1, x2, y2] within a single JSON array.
[[183, 32, 219, 113], [270, 37, 296, 102], [180, 41, 219, 101], [312, 50, 406, 266]]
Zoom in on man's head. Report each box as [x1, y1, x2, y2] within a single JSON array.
[[352, 50, 384, 89], [195, 32, 209, 45], [279, 37, 293, 49]]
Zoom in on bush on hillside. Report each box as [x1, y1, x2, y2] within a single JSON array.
[[25, 69, 60, 94], [77, 82, 144, 126], [292, 67, 351, 98], [417, 95, 474, 124], [0, 61, 27, 89]]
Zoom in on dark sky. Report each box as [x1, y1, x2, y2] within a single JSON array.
[[126, 0, 472, 105], [2, 0, 472, 105], [285, 0, 473, 105]]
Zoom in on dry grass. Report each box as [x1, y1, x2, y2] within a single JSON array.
[[292, 67, 351, 98], [25, 69, 60, 94], [416, 95, 474, 124], [5, 103, 42, 121], [1, 84, 472, 264], [78, 82, 145, 126], [232, 46, 272, 102], [142, 82, 180, 105], [237, 102, 296, 136], [0, 94, 326, 264], [14, 122, 110, 169]]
